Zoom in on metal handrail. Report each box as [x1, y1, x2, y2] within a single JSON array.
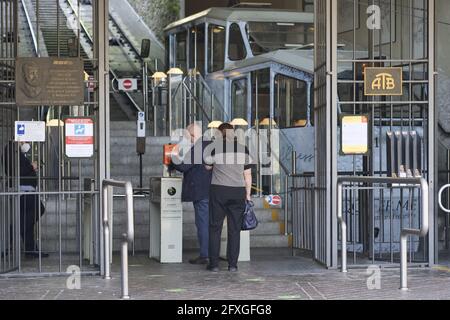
[[20, 0, 39, 56], [438, 184, 450, 213], [337, 176, 429, 290], [64, 0, 142, 113], [102, 179, 134, 299]]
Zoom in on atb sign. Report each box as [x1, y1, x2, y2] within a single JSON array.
[[64, 118, 94, 159], [364, 67, 403, 96]]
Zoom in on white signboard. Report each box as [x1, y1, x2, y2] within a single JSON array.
[[118, 78, 137, 92], [65, 118, 94, 158], [15, 121, 46, 142], [341, 115, 369, 155]]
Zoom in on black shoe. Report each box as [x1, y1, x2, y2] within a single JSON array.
[[189, 256, 209, 265], [228, 266, 238, 272], [25, 252, 49, 259], [206, 265, 219, 272]]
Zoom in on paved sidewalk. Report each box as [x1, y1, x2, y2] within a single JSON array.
[[1, 249, 450, 300]]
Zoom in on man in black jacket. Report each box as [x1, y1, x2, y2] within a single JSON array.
[[3, 141, 47, 258], [171, 124, 212, 264]]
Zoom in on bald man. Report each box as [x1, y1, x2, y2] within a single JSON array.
[[170, 124, 212, 264]]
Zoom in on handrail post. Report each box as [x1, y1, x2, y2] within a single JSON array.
[[438, 184, 450, 213], [103, 184, 111, 279], [121, 234, 130, 299], [400, 178, 428, 290], [337, 176, 429, 289], [102, 179, 134, 298], [284, 175, 289, 236], [337, 181, 347, 272]]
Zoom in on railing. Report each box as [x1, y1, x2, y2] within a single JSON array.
[[20, 0, 39, 56], [438, 184, 450, 214], [102, 179, 134, 299], [290, 173, 315, 250], [63, 0, 143, 113], [337, 176, 429, 290]]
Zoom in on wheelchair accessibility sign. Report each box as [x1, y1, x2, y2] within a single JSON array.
[[74, 124, 86, 136], [64, 117, 94, 158], [14, 121, 46, 142]]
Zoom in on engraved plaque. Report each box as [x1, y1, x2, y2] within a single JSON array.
[[16, 57, 84, 106]]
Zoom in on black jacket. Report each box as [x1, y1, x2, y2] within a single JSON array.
[[170, 140, 212, 202], [3, 141, 37, 188]]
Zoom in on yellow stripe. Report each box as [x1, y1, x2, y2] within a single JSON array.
[[432, 266, 450, 273], [279, 222, 285, 234], [272, 210, 279, 221]]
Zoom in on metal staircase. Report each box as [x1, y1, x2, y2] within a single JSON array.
[[21, 0, 166, 120]]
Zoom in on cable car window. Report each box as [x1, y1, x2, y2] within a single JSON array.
[[208, 24, 226, 72], [231, 78, 248, 121], [251, 69, 271, 127], [175, 31, 187, 72], [229, 23, 247, 61], [275, 74, 309, 129], [193, 24, 206, 75], [246, 22, 314, 55]]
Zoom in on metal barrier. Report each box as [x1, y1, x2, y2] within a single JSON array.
[[291, 174, 315, 251], [337, 176, 429, 290], [102, 179, 134, 299]]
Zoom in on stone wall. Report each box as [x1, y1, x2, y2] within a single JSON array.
[[127, 0, 180, 41]]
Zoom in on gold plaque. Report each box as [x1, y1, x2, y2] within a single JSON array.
[[364, 67, 403, 96]]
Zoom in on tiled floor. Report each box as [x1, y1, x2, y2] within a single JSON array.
[[1, 248, 450, 300]]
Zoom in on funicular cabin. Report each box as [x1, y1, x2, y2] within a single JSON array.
[[164, 8, 315, 196]]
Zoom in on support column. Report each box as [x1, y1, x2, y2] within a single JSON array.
[[95, 0, 110, 274], [428, 0, 436, 266]]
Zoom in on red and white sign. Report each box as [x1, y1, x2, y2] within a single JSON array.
[[88, 76, 96, 93], [65, 118, 94, 158], [118, 78, 137, 92], [265, 195, 282, 206]]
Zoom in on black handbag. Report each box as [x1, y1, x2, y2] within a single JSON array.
[[242, 200, 258, 231]]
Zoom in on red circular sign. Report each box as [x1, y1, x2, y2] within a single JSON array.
[[123, 79, 132, 90], [272, 195, 281, 205]]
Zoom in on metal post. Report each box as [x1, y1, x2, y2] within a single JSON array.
[[143, 61, 149, 120], [102, 185, 110, 279], [96, 0, 110, 276], [337, 182, 347, 272], [428, 0, 436, 267], [284, 175, 289, 236], [121, 234, 129, 299], [292, 151, 297, 176], [400, 234, 408, 290], [102, 179, 134, 298]]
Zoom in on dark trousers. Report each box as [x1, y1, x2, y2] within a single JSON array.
[[20, 194, 45, 252], [193, 199, 209, 258], [209, 190, 246, 268]]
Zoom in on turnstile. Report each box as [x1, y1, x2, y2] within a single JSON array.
[[149, 177, 183, 263]]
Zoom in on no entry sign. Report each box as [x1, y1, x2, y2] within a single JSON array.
[[118, 78, 137, 91], [64, 117, 94, 158], [265, 195, 282, 207]]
